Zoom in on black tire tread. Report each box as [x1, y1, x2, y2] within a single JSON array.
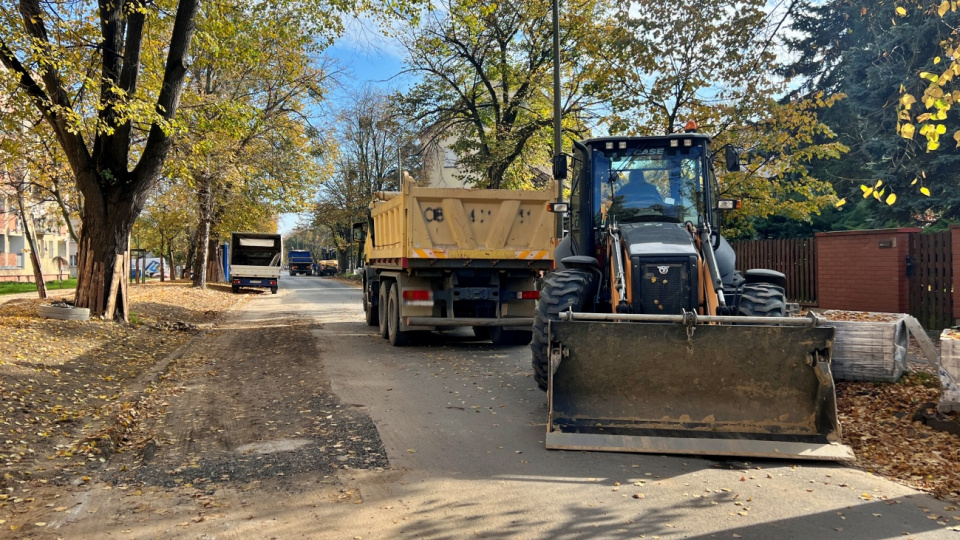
[[737, 282, 786, 317], [530, 269, 595, 391]]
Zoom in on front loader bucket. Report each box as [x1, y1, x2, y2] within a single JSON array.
[[546, 318, 855, 461]]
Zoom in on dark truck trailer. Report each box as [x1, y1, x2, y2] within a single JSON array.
[[288, 250, 314, 276]]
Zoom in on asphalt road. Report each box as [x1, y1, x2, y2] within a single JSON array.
[[29, 274, 960, 539], [295, 275, 958, 539]]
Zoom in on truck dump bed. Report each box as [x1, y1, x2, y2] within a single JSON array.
[[367, 180, 555, 268]]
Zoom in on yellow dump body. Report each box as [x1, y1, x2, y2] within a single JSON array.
[[366, 179, 555, 267]]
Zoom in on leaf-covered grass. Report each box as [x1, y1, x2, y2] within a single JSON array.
[[0, 277, 78, 295]]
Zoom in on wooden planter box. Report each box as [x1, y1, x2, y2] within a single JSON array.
[[823, 312, 908, 383], [938, 330, 960, 413]]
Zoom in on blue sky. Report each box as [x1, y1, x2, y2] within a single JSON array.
[[278, 30, 409, 236]]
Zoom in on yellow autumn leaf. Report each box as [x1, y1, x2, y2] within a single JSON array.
[[911, 177, 919, 185], [900, 122, 916, 139], [874, 179, 884, 189], [939, 1, 950, 16], [835, 198, 847, 208], [896, 6, 907, 15], [928, 139, 941, 151], [900, 94, 916, 108], [885, 193, 897, 205], [862, 187, 874, 199], [937, 124, 947, 134], [920, 186, 931, 196], [954, 130, 960, 147], [934, 56, 942, 64]]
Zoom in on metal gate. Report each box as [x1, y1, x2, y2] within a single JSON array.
[[909, 231, 954, 330]]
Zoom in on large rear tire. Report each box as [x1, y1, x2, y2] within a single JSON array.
[[378, 281, 391, 339], [387, 284, 410, 346], [531, 269, 596, 391], [737, 282, 786, 317], [364, 280, 379, 327]]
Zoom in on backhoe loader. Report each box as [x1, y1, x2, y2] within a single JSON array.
[[533, 129, 854, 460]]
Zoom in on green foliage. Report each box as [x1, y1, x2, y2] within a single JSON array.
[[400, 0, 599, 189], [782, 0, 960, 231]]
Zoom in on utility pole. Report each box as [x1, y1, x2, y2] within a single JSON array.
[[552, 0, 564, 240]]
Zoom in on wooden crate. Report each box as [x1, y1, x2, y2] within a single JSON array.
[[938, 331, 960, 413], [825, 314, 908, 383]]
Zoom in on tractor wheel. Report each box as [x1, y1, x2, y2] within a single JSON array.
[[530, 269, 596, 392], [737, 282, 786, 318], [378, 281, 391, 339], [387, 284, 410, 346], [364, 280, 379, 327], [489, 326, 532, 346]]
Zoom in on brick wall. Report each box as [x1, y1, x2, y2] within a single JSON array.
[[953, 225, 960, 320], [816, 228, 920, 313]]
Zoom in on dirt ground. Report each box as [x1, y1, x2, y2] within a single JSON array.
[[1, 281, 959, 537]]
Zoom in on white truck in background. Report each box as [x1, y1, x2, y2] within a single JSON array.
[[229, 232, 282, 294]]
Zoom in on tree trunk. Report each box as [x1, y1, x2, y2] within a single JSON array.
[[73, 192, 142, 321], [191, 174, 212, 289], [159, 232, 166, 283], [17, 197, 48, 299]]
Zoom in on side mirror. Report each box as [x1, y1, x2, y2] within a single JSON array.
[[724, 146, 741, 172], [553, 153, 567, 180], [352, 222, 364, 242]]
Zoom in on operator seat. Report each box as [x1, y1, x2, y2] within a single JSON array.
[[620, 170, 663, 206]]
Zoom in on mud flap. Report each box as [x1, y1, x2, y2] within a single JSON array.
[[546, 319, 855, 461]]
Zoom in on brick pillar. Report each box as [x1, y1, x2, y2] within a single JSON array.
[[816, 228, 920, 313]]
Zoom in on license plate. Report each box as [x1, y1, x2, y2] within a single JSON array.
[[249, 280, 261, 284]]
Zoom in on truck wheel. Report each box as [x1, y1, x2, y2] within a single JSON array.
[[290, 271, 295, 276], [364, 281, 379, 326], [271, 287, 278, 294], [531, 269, 596, 392], [737, 282, 786, 317], [387, 284, 410, 346], [378, 282, 391, 339], [472, 326, 489, 340], [232, 284, 239, 293], [489, 326, 532, 346]]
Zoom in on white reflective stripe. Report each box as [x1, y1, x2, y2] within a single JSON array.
[[413, 249, 447, 259], [516, 250, 549, 260]]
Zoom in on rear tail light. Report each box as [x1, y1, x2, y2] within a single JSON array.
[[520, 291, 540, 300], [233, 279, 240, 284], [402, 289, 434, 306], [402, 290, 433, 301], [269, 280, 277, 285]]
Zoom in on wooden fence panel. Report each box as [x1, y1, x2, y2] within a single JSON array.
[[909, 231, 954, 329], [730, 237, 818, 305]]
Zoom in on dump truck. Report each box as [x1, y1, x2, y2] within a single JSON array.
[[360, 178, 555, 346], [288, 249, 314, 276], [229, 232, 282, 294], [536, 130, 854, 461]]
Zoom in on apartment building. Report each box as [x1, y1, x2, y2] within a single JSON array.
[[0, 188, 76, 282]]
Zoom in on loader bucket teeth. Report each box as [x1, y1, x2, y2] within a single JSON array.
[[546, 319, 855, 461]]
